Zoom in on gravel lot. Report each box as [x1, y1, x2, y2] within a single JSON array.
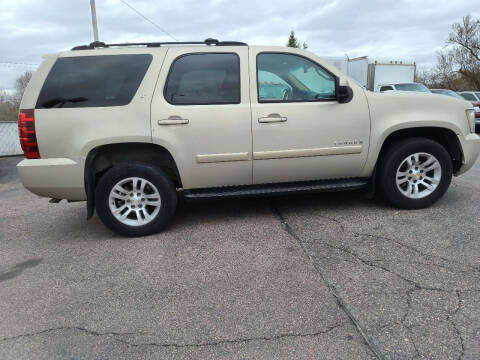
[[0, 156, 479, 359]]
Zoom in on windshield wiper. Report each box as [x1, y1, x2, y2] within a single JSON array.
[[41, 97, 88, 108]]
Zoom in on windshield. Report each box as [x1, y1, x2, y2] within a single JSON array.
[[431, 89, 464, 100], [395, 83, 430, 93], [461, 93, 477, 101]]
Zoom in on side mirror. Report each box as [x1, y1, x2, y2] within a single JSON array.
[[337, 77, 353, 104], [337, 85, 353, 104]]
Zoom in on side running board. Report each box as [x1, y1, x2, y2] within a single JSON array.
[[183, 178, 369, 199]]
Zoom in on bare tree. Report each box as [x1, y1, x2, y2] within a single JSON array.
[[0, 71, 34, 121], [447, 15, 480, 89], [434, 51, 458, 89], [0, 89, 10, 103], [418, 15, 480, 90], [13, 71, 33, 106]]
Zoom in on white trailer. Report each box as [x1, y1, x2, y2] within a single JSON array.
[[349, 57, 416, 91], [323, 56, 416, 91], [322, 56, 349, 75], [347, 56, 369, 88]]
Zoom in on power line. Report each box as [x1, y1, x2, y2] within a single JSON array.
[[0, 61, 39, 68], [118, 0, 178, 41]]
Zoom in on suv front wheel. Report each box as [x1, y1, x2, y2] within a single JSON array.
[[378, 138, 453, 209], [95, 163, 177, 237]]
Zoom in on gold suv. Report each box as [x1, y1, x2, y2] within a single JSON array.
[[17, 39, 480, 236]]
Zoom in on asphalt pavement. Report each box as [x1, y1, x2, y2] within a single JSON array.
[[0, 156, 479, 359]]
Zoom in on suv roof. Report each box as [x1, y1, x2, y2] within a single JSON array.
[[71, 38, 247, 51]]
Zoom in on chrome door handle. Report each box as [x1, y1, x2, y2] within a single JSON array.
[[158, 116, 189, 125], [258, 114, 287, 123]]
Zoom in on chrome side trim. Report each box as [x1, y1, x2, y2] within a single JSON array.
[[253, 145, 362, 160], [196, 152, 251, 163]]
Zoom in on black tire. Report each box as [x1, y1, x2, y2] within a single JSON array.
[[378, 137, 452, 209], [95, 162, 177, 237]]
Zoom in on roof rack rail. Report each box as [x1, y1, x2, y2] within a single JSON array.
[[71, 38, 247, 51]]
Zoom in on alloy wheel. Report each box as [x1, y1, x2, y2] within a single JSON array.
[[108, 177, 161, 226], [395, 152, 442, 199]]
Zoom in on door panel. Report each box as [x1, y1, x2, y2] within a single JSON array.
[[249, 48, 371, 184], [151, 47, 252, 189]]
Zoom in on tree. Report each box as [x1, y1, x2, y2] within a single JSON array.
[[417, 15, 480, 91], [0, 71, 34, 121], [446, 15, 480, 89], [286, 31, 308, 49], [13, 71, 33, 107]]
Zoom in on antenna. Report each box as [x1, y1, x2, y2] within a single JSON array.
[[90, 0, 99, 42]]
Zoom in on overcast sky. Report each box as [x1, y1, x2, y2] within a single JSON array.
[[0, 0, 478, 90]]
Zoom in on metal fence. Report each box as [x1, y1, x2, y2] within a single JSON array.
[[0, 122, 22, 156]]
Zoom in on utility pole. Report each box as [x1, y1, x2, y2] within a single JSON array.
[[90, 0, 99, 42]]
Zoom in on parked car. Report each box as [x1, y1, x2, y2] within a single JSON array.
[[377, 83, 431, 93], [459, 91, 480, 102], [17, 39, 480, 236], [431, 89, 467, 100]]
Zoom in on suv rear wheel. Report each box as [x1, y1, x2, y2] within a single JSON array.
[[378, 138, 453, 209], [95, 163, 177, 237]]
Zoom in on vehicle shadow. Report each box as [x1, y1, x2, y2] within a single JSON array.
[[171, 189, 387, 228], [40, 189, 389, 240]]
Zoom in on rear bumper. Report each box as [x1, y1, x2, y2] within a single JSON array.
[[456, 133, 480, 176], [17, 158, 86, 200]]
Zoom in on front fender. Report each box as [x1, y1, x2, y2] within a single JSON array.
[[361, 91, 469, 176]]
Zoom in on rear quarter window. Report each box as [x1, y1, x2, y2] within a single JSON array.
[[36, 54, 152, 109]]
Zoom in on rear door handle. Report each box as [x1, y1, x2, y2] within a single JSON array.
[[258, 114, 287, 123], [158, 116, 189, 125]]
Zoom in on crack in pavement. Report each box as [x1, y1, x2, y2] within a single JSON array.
[[0, 323, 346, 349], [369, 260, 479, 276], [448, 290, 465, 360], [352, 232, 480, 274], [320, 234, 470, 360], [401, 287, 416, 328], [272, 200, 477, 360], [113, 323, 346, 348], [287, 206, 479, 275], [289, 210, 479, 290], [323, 241, 479, 292], [300, 207, 479, 274], [270, 200, 383, 360], [323, 242, 447, 292], [0, 326, 142, 342]]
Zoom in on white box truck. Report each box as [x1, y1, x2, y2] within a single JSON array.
[[350, 57, 416, 91], [324, 56, 416, 91]]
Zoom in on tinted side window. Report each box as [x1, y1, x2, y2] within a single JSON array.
[[380, 86, 393, 92], [257, 53, 336, 102], [36, 54, 152, 109], [164, 53, 240, 105]]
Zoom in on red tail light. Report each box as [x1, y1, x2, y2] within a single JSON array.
[[18, 109, 40, 159]]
